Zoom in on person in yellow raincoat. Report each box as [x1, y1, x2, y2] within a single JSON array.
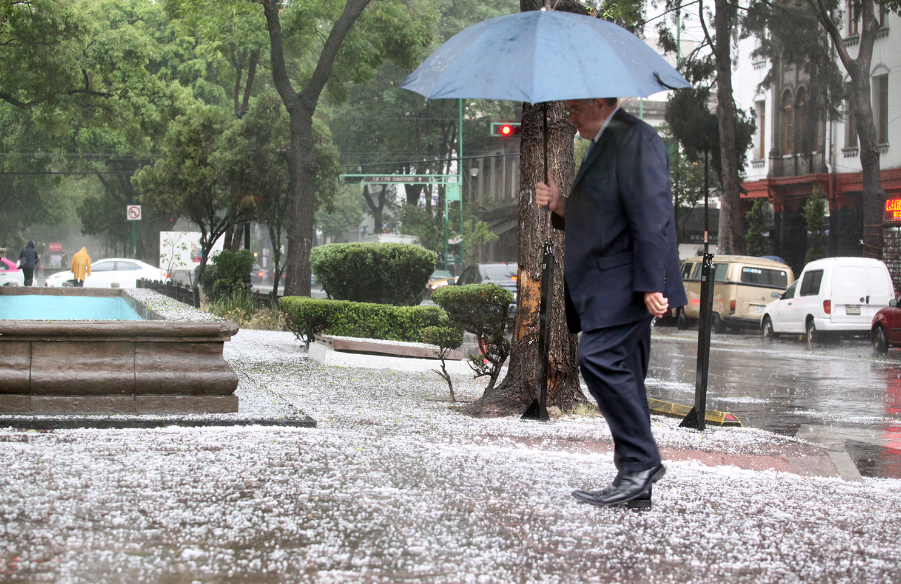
[[70, 247, 91, 287]]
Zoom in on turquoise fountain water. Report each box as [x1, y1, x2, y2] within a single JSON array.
[[0, 295, 143, 321]]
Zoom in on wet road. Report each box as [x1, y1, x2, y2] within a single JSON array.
[[647, 326, 901, 478]]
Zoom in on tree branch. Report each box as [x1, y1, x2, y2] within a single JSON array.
[[297, 0, 372, 109]]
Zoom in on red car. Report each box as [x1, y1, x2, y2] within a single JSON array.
[[872, 299, 901, 353]]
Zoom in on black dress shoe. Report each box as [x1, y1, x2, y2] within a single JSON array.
[[571, 464, 665, 508], [572, 486, 653, 509]]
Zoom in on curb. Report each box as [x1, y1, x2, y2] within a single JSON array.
[[0, 415, 317, 430], [648, 398, 742, 427]]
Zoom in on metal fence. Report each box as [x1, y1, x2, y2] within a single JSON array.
[[136, 278, 201, 308]]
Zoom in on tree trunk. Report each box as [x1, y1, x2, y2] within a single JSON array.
[[808, 0, 884, 258], [713, 0, 744, 255], [284, 108, 316, 296], [262, 0, 371, 297], [466, 99, 582, 416], [466, 0, 586, 418]]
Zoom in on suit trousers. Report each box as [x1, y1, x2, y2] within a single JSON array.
[[578, 317, 661, 473]]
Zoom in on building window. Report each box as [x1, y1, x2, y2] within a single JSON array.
[[845, 100, 858, 148], [782, 91, 794, 155], [879, 4, 887, 28], [874, 73, 889, 144], [756, 100, 767, 160], [848, 0, 859, 35]]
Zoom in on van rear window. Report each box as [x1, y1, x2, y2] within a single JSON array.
[[740, 267, 789, 288]]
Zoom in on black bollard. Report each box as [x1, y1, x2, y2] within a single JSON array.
[[522, 240, 553, 422], [680, 253, 715, 431]]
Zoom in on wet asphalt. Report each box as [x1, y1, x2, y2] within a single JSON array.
[[647, 324, 901, 479]]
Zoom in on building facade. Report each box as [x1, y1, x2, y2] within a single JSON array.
[[738, 9, 901, 280]]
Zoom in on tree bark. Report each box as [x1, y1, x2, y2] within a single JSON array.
[[712, 0, 744, 255], [808, 0, 884, 258], [262, 0, 371, 297], [466, 0, 585, 417]]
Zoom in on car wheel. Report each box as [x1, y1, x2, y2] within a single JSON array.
[[677, 308, 688, 330], [711, 313, 726, 334], [873, 325, 889, 354], [806, 319, 818, 349], [762, 316, 776, 341]]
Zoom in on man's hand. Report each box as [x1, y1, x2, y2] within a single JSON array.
[[536, 173, 565, 216], [644, 292, 669, 318]]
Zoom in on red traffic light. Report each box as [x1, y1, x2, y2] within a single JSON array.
[[490, 122, 521, 137]]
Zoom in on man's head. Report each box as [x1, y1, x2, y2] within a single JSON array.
[[564, 98, 617, 140]]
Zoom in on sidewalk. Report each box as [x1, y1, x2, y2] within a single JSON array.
[[0, 328, 899, 583]]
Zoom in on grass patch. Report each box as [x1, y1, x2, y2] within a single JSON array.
[[204, 287, 287, 331]]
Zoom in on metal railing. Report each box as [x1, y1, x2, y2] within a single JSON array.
[[136, 278, 201, 308]]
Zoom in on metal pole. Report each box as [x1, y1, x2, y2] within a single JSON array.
[[704, 148, 709, 255], [680, 252, 714, 430], [458, 98, 464, 273]]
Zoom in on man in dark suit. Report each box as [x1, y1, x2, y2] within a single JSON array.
[[536, 97, 686, 509]]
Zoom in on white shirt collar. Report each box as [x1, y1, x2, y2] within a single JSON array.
[[591, 106, 621, 143]]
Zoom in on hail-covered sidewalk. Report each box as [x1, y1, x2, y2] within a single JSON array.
[[0, 328, 899, 583]]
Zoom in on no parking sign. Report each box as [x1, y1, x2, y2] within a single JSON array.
[[127, 205, 142, 221]]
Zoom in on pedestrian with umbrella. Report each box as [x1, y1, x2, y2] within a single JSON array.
[[536, 96, 686, 509], [401, 6, 689, 509]]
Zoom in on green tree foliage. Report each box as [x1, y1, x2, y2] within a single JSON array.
[[132, 105, 244, 280], [745, 200, 773, 257], [215, 92, 340, 296], [317, 185, 366, 243], [664, 58, 756, 188], [803, 187, 828, 263], [200, 248, 255, 301], [259, 0, 437, 296], [162, 0, 270, 117], [0, 107, 64, 248], [328, 0, 519, 259]]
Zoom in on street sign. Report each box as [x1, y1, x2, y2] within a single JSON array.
[[340, 174, 459, 185], [445, 184, 462, 202], [127, 205, 142, 221]]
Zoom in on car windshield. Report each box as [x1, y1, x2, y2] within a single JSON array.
[[482, 265, 516, 280], [431, 270, 453, 279]]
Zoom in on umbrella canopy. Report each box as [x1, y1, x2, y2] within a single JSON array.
[[401, 9, 689, 104]]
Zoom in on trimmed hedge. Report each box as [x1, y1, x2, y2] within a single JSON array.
[[280, 296, 446, 347], [310, 242, 437, 306]]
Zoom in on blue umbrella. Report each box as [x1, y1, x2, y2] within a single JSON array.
[[400, 9, 689, 103]]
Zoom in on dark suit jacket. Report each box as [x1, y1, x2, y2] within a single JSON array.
[[552, 109, 687, 334]]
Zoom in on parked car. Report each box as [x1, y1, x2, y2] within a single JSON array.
[[872, 299, 901, 353], [250, 264, 268, 286], [761, 257, 895, 348], [677, 255, 794, 332], [425, 269, 455, 295], [44, 258, 162, 288], [0, 258, 24, 286], [455, 262, 518, 301]]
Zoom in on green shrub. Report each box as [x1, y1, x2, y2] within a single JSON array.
[[280, 296, 446, 348], [420, 321, 465, 402], [310, 242, 437, 306], [200, 249, 254, 301], [430, 284, 513, 391]]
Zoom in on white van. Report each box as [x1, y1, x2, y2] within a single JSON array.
[[760, 257, 895, 347]]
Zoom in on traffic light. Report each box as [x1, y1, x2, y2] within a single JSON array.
[[490, 122, 521, 137]]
